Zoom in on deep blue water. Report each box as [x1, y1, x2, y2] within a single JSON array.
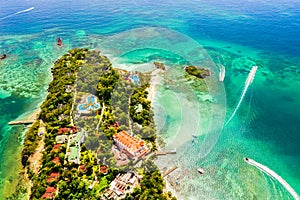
[[0, 0, 300, 199], [1, 0, 300, 57]]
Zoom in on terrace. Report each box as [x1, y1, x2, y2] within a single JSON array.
[[105, 172, 140, 199], [111, 145, 130, 166], [55, 135, 68, 144]]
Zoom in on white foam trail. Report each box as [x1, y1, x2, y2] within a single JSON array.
[[16, 7, 34, 14], [0, 7, 34, 21], [244, 158, 300, 200], [224, 66, 257, 127]]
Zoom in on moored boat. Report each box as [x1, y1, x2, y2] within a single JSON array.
[[57, 38, 63, 47], [0, 54, 7, 60], [219, 65, 225, 81], [197, 168, 205, 174]]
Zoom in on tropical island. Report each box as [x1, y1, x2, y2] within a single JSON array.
[[15, 48, 176, 199]]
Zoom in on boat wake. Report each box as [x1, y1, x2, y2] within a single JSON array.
[[0, 7, 35, 21], [244, 157, 300, 200], [224, 66, 257, 127]]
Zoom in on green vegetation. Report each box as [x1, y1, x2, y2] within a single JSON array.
[[21, 121, 42, 166], [130, 84, 151, 127], [129, 82, 157, 149], [154, 61, 166, 71], [19, 49, 119, 199], [124, 160, 176, 200], [185, 65, 210, 79], [96, 67, 121, 105], [18, 48, 175, 199]]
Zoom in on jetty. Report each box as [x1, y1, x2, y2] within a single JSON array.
[[8, 109, 40, 126], [9, 120, 35, 125], [163, 166, 178, 177], [155, 149, 177, 156]]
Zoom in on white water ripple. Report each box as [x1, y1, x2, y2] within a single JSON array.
[[0, 7, 34, 21]]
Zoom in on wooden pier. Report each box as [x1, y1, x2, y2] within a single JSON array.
[[9, 120, 35, 125], [163, 166, 178, 177], [8, 109, 40, 126], [155, 149, 177, 156]]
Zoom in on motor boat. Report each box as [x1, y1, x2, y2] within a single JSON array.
[[197, 168, 205, 174]]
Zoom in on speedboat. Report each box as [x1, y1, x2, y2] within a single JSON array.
[[219, 65, 225, 82], [197, 168, 205, 174], [0, 54, 6, 60], [57, 38, 63, 47]]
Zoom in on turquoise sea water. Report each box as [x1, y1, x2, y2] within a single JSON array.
[[0, 0, 300, 199]]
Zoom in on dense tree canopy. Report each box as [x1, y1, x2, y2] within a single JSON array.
[[19, 48, 175, 200]]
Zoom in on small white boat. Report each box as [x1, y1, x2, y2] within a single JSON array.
[[219, 65, 225, 82], [197, 168, 205, 174]]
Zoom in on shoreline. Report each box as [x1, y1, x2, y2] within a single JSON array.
[[147, 68, 163, 103], [27, 108, 41, 121], [148, 67, 181, 199], [165, 177, 181, 199]]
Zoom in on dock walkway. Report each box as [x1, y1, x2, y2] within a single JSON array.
[[8, 120, 35, 125], [163, 166, 178, 177], [8, 109, 40, 125], [155, 149, 177, 156]]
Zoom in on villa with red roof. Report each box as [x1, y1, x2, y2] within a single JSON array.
[[100, 165, 108, 174], [42, 187, 57, 199], [46, 172, 59, 184], [113, 131, 149, 160], [52, 157, 60, 165]]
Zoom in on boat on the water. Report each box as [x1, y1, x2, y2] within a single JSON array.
[[197, 168, 205, 174], [219, 65, 225, 82], [0, 54, 6, 60], [243, 156, 300, 200], [57, 38, 63, 47]]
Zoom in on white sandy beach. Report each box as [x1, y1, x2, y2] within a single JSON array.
[[147, 68, 164, 103]]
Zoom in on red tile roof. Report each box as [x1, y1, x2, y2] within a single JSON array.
[[42, 193, 54, 199], [72, 126, 78, 133], [113, 131, 148, 158], [53, 144, 61, 149], [46, 187, 56, 193], [46, 177, 56, 183], [42, 187, 56, 199], [100, 165, 108, 174], [52, 157, 60, 165], [79, 165, 87, 172], [58, 127, 70, 134], [46, 173, 59, 183], [49, 172, 59, 178]]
